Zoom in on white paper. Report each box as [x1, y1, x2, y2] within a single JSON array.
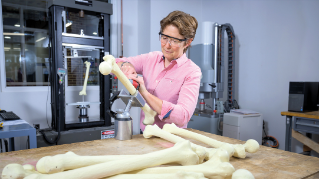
[[2, 119, 28, 126], [230, 109, 260, 115]]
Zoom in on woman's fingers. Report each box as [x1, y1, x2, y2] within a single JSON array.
[[121, 65, 136, 76]]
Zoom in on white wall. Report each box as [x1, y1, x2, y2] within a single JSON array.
[[200, 0, 319, 152]]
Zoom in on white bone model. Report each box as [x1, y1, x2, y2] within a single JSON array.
[[1, 136, 256, 179], [36, 151, 138, 174], [106, 171, 208, 179], [163, 123, 260, 158], [143, 124, 235, 162], [4, 141, 198, 179], [99, 55, 156, 125], [128, 147, 235, 179], [79, 61, 91, 95]]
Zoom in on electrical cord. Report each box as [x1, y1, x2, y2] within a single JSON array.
[[46, 62, 51, 129], [0, 139, 2, 153], [263, 136, 279, 148], [205, 104, 212, 110], [217, 114, 223, 132], [262, 120, 279, 148], [232, 99, 239, 109], [25, 136, 29, 149], [4, 139, 8, 152]]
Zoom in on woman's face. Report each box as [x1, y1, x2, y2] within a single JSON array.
[[161, 25, 188, 62]]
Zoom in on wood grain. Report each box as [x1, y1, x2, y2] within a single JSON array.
[[281, 111, 319, 119], [1, 129, 319, 179], [292, 129, 319, 154]]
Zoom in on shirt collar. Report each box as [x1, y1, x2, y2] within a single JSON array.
[[160, 53, 188, 67]]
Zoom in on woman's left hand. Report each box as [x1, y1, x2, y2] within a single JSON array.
[[127, 74, 148, 95]]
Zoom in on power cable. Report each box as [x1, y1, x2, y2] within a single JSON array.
[[262, 120, 279, 148]]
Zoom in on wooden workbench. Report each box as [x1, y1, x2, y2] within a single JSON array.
[[281, 110, 319, 154], [281, 111, 319, 120], [1, 129, 319, 179]]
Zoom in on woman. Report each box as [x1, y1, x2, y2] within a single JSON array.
[[116, 10, 201, 131]]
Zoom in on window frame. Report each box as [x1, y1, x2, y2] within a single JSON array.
[[1, 2, 51, 92]]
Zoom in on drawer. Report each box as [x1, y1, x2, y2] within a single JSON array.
[[293, 117, 319, 135]]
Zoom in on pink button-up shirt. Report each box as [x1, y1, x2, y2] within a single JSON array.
[[116, 51, 201, 131]]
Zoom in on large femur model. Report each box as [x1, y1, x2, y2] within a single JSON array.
[[79, 61, 91, 96], [99, 55, 156, 125]]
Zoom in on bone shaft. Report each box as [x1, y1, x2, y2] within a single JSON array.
[[111, 64, 136, 95], [168, 126, 224, 147], [132, 162, 232, 179], [63, 155, 136, 170], [80, 62, 90, 93], [106, 172, 206, 179], [32, 144, 189, 179], [141, 104, 156, 125]]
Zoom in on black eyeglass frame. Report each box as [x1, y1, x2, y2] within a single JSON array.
[[158, 32, 187, 42]]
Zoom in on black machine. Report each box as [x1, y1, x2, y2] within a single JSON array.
[[288, 82, 319, 112], [38, 0, 115, 146]]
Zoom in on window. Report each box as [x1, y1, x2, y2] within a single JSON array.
[[65, 48, 100, 86], [2, 1, 49, 87]]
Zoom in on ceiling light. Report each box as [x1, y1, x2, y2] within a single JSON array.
[[35, 37, 47, 42], [3, 33, 25, 36], [66, 22, 72, 27]]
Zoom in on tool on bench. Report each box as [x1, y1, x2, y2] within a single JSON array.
[[108, 85, 145, 140]]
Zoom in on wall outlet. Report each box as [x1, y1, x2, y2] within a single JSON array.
[[34, 124, 40, 130]]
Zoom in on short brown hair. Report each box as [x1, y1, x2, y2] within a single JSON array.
[[160, 11, 198, 53]]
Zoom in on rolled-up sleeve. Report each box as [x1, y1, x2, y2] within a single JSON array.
[[158, 68, 201, 127]]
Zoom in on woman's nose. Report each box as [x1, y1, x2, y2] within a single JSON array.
[[165, 40, 172, 48]]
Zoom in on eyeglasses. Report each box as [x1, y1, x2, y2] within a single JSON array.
[[159, 32, 187, 47]]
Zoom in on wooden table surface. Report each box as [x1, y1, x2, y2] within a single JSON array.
[[1, 129, 319, 179], [281, 110, 319, 119]]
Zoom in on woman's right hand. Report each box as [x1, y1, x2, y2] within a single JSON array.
[[119, 62, 137, 77]]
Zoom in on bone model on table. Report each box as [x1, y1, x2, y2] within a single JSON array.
[[231, 169, 255, 179], [163, 123, 260, 158], [99, 55, 156, 125], [1, 131, 257, 179], [128, 147, 235, 179], [79, 61, 91, 96], [19, 141, 199, 179], [107, 171, 208, 179], [36, 151, 138, 174], [1, 164, 39, 179], [35, 123, 231, 174], [143, 124, 235, 162]]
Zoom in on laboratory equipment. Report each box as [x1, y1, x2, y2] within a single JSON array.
[[108, 89, 145, 140], [188, 22, 237, 134], [288, 82, 319, 112], [37, 0, 115, 147], [223, 112, 263, 144]]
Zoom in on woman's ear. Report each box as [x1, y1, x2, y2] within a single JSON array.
[[185, 38, 193, 47]]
